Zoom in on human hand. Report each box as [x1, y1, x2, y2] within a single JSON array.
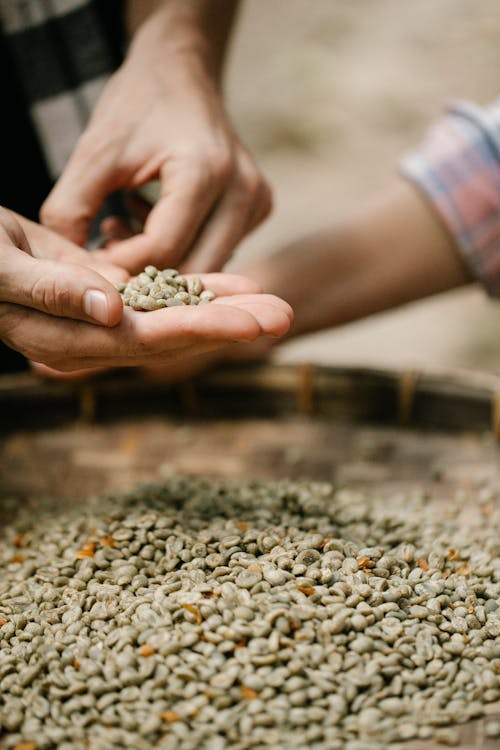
[[134, 337, 274, 385], [18, 212, 129, 286], [41, 43, 271, 275], [0, 206, 125, 359], [4, 247, 292, 373], [2, 207, 290, 373]]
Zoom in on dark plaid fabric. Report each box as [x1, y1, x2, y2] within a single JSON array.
[[0, 0, 126, 371], [0, 0, 126, 182]]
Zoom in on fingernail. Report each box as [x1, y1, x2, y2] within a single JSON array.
[[83, 289, 109, 325]]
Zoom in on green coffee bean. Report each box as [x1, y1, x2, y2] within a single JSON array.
[[1, 475, 498, 749], [116, 267, 216, 311]]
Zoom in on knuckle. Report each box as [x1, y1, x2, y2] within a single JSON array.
[[30, 275, 73, 316], [39, 200, 61, 228], [235, 153, 268, 204], [185, 148, 233, 192]]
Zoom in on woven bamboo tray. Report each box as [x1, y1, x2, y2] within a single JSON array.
[[1, 362, 499, 749]]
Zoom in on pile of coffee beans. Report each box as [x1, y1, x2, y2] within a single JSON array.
[[0, 476, 498, 750], [116, 267, 216, 311]]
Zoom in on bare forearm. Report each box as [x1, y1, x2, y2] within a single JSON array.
[[237, 178, 471, 340], [126, 0, 241, 85]]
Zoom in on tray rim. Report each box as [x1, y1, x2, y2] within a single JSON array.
[[1, 362, 500, 438]]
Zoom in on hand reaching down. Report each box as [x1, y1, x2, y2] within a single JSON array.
[[40, 3, 271, 274]]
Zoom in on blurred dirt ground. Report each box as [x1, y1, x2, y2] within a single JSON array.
[[224, 0, 500, 374]]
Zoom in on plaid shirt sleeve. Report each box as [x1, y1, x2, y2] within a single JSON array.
[[0, 0, 124, 180], [400, 99, 500, 297]]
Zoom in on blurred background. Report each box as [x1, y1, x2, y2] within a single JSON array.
[[222, 0, 500, 374]]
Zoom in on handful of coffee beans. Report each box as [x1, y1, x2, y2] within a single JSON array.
[[116, 266, 216, 311]]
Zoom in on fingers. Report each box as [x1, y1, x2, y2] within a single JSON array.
[[0, 292, 291, 372], [96, 159, 230, 273], [40, 132, 122, 246], [0, 250, 123, 326], [213, 294, 293, 337], [11, 211, 129, 285], [0, 303, 249, 371], [44, 238, 129, 285], [74, 256, 129, 286], [196, 273, 262, 296], [182, 151, 273, 273], [94, 148, 271, 274]]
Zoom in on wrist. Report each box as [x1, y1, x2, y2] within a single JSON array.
[[126, 1, 239, 88], [124, 31, 224, 100]]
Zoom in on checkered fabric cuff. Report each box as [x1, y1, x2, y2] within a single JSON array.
[[0, 0, 121, 178], [400, 99, 500, 297]]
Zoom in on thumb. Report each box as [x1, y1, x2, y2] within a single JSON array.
[[2, 251, 123, 326], [40, 145, 120, 247]]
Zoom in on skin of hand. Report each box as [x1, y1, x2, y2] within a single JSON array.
[[134, 175, 473, 383], [0, 206, 291, 373], [17, 214, 129, 286], [0, 205, 125, 348], [16, 275, 291, 374], [40, 0, 272, 275]]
